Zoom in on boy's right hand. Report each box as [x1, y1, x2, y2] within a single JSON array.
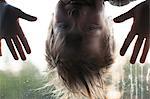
[[0, 1, 37, 60]]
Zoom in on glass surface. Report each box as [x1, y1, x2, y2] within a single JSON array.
[[0, 0, 149, 99]]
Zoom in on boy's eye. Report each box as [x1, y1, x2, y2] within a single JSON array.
[[87, 25, 102, 31], [87, 26, 97, 31], [58, 23, 69, 30]]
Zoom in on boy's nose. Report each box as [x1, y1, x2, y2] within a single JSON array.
[[65, 32, 83, 47]]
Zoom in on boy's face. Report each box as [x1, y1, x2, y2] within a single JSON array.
[[51, 0, 113, 67], [46, 0, 114, 96]]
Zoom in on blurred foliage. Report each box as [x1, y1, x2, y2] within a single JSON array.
[[0, 62, 63, 99], [119, 62, 150, 99], [0, 60, 149, 99]]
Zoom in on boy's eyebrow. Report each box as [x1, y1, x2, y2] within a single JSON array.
[[60, 0, 68, 5]]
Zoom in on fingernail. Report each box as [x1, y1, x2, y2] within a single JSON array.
[[31, 17, 37, 21], [120, 50, 125, 56], [130, 59, 135, 64], [14, 57, 19, 60], [27, 49, 31, 54], [113, 18, 119, 22], [22, 57, 26, 61], [140, 59, 145, 63]]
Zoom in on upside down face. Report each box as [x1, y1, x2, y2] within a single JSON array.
[[46, 0, 114, 97]]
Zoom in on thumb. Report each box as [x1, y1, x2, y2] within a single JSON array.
[[113, 8, 134, 23], [16, 8, 37, 21]]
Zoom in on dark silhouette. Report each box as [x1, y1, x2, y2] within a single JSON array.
[[114, 0, 149, 64], [0, 0, 37, 60]]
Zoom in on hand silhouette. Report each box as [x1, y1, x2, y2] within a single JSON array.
[[114, 1, 149, 64], [0, 1, 37, 60]]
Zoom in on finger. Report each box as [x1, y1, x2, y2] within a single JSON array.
[[12, 36, 26, 60], [0, 40, 2, 56], [5, 38, 18, 60], [140, 38, 150, 63], [130, 36, 144, 64], [17, 24, 31, 54], [113, 8, 134, 23], [15, 8, 37, 21], [120, 31, 135, 56]]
